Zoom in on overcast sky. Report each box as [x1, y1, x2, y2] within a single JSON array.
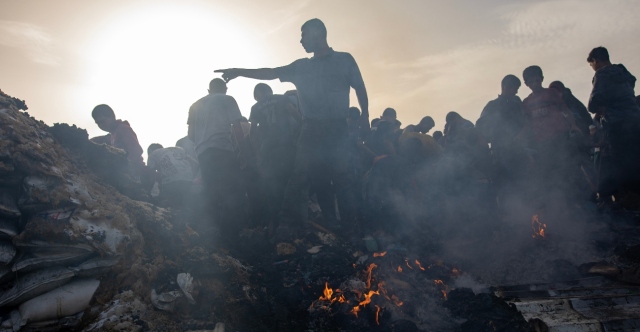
[[1, 0, 639, 159]]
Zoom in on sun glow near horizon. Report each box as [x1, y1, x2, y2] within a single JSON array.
[[80, 3, 268, 158]]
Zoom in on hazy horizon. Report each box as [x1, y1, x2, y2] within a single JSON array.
[[1, 0, 639, 160]]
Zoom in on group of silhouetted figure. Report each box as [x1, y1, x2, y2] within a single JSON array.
[[87, 19, 640, 244]]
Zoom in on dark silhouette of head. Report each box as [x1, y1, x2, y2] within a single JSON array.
[[587, 46, 611, 71], [349, 107, 361, 120], [416, 116, 435, 134], [254, 83, 273, 102], [636, 95, 640, 108], [446, 112, 462, 124], [92, 104, 118, 133], [209, 78, 227, 94], [433, 131, 444, 141], [147, 143, 163, 156], [301, 19, 328, 53], [501, 74, 521, 97], [382, 108, 397, 121], [548, 81, 566, 94], [523, 66, 544, 93]]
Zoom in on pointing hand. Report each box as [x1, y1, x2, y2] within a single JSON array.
[[214, 68, 239, 83]]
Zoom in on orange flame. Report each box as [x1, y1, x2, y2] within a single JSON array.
[[319, 282, 333, 301], [375, 305, 381, 325], [434, 280, 448, 300], [397, 266, 403, 273], [391, 294, 404, 306], [405, 259, 414, 269], [415, 259, 426, 271], [373, 251, 387, 257], [338, 294, 346, 303], [452, 268, 461, 276], [351, 305, 360, 317], [359, 290, 380, 306], [531, 214, 546, 238], [365, 263, 377, 289]]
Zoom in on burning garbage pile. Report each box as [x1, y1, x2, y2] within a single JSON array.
[[2, 87, 638, 332]]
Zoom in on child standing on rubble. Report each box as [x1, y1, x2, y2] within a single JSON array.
[[91, 104, 147, 181], [517, 66, 584, 200]]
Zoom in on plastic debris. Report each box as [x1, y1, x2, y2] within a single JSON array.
[[177, 273, 195, 304]]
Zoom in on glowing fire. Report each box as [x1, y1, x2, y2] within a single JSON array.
[[397, 266, 403, 273], [373, 251, 387, 257], [531, 214, 546, 239], [452, 268, 461, 276], [415, 259, 426, 271], [350, 290, 380, 317], [359, 290, 380, 306], [351, 305, 360, 318], [391, 294, 403, 306], [365, 263, 377, 289], [434, 280, 448, 300], [375, 305, 381, 325], [319, 282, 333, 301]]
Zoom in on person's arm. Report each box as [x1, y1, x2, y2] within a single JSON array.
[[214, 68, 279, 82], [285, 101, 303, 124], [187, 107, 195, 142], [557, 95, 582, 134], [355, 85, 369, 129], [587, 73, 606, 115], [249, 121, 260, 157], [116, 126, 144, 163]]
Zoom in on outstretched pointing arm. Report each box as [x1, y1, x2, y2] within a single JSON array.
[[214, 68, 279, 82]]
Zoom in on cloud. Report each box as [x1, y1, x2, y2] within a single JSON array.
[[0, 20, 59, 66], [371, 0, 640, 125]]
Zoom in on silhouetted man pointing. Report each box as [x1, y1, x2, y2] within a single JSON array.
[[216, 18, 369, 238]]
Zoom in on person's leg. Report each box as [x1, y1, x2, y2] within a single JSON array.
[[278, 123, 315, 229], [328, 121, 357, 228], [216, 149, 245, 237]]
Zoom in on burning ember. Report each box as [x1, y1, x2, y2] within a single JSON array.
[[391, 295, 403, 306], [365, 263, 377, 288], [397, 266, 403, 273], [531, 214, 546, 239], [451, 268, 461, 276], [373, 251, 387, 257], [434, 279, 449, 300], [375, 305, 381, 325], [405, 259, 414, 269], [415, 259, 426, 271]]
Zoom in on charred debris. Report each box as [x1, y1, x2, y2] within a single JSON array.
[[2, 89, 640, 331]]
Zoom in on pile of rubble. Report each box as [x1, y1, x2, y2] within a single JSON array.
[[5, 88, 640, 332]]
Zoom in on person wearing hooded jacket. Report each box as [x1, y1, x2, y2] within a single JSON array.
[[587, 46, 640, 198]]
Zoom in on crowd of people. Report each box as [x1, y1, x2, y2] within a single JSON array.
[[88, 19, 640, 244]]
